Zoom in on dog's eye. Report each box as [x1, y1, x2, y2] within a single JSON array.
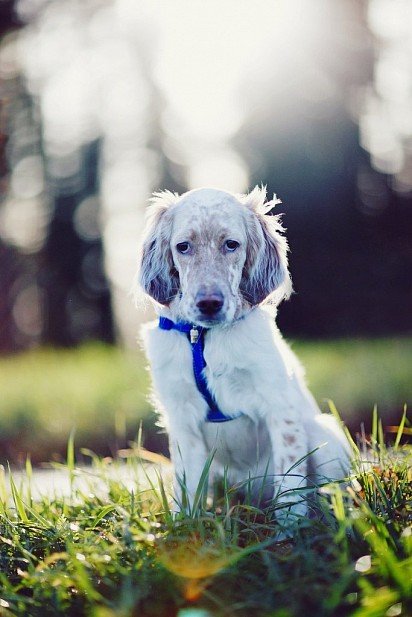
[[225, 240, 240, 252], [176, 242, 190, 254]]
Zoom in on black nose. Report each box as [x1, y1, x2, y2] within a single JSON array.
[[196, 291, 224, 316]]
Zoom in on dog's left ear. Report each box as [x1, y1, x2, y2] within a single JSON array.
[[240, 187, 292, 306]]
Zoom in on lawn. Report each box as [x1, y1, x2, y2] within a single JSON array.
[[0, 339, 410, 615], [0, 422, 410, 616], [0, 338, 411, 465]]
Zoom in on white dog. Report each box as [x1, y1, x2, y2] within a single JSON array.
[[138, 186, 350, 523]]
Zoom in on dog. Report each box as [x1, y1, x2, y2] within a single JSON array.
[[137, 186, 350, 524]]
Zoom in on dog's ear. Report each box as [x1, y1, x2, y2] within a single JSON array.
[[138, 191, 180, 305], [240, 186, 292, 306]]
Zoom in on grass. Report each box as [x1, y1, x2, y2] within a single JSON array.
[[0, 344, 152, 465], [294, 337, 412, 427], [0, 338, 411, 465], [0, 414, 410, 617]]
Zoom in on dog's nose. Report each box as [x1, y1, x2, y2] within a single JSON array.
[[196, 291, 224, 316]]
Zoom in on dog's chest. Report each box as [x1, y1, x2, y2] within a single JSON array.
[[145, 312, 292, 423]]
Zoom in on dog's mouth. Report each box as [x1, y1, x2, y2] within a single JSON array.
[[193, 314, 227, 327], [177, 290, 236, 327]]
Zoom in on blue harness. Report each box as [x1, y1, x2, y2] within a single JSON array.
[[158, 316, 243, 423]]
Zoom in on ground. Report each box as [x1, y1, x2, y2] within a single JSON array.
[[0, 418, 410, 617]]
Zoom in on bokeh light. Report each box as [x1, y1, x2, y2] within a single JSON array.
[[0, 0, 411, 351], [361, 0, 412, 184]]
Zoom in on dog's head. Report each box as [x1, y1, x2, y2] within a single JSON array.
[[138, 186, 292, 326]]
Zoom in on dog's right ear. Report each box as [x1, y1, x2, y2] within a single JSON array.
[[138, 191, 180, 305]]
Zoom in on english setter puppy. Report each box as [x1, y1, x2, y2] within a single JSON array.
[[138, 186, 350, 524]]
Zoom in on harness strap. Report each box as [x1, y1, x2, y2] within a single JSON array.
[[158, 316, 243, 423]]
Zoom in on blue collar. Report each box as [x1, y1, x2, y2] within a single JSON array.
[[158, 316, 243, 423]]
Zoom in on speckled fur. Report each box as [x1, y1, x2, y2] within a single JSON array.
[[138, 187, 350, 524]]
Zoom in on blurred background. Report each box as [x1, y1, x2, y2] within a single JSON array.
[[0, 0, 411, 466]]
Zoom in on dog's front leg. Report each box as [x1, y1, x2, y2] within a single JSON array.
[[168, 427, 210, 512], [266, 412, 309, 526]]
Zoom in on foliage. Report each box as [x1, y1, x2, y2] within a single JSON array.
[[0, 415, 410, 617]]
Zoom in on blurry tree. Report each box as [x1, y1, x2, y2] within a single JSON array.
[[0, 2, 114, 350], [40, 139, 114, 346], [0, 1, 26, 351], [236, 0, 412, 337], [0, 0, 188, 352], [1, 0, 412, 353]]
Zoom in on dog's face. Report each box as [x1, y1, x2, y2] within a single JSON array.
[[139, 187, 291, 326], [170, 191, 248, 325]]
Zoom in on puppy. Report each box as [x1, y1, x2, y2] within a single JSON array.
[[138, 186, 350, 522]]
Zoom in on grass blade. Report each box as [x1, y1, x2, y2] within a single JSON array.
[[67, 428, 76, 495], [372, 404, 378, 447], [89, 504, 117, 529], [0, 465, 7, 513], [191, 449, 216, 515], [394, 406, 407, 450], [8, 465, 29, 523], [327, 399, 359, 456]]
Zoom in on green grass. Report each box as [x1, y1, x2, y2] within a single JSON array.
[[0, 344, 151, 464], [0, 418, 410, 617], [294, 338, 412, 425], [0, 338, 411, 465]]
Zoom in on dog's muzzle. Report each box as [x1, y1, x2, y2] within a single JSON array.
[[195, 289, 224, 318]]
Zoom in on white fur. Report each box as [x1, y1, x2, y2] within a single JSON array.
[[137, 187, 350, 524]]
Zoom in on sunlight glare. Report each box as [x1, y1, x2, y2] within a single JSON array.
[[188, 149, 249, 192]]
